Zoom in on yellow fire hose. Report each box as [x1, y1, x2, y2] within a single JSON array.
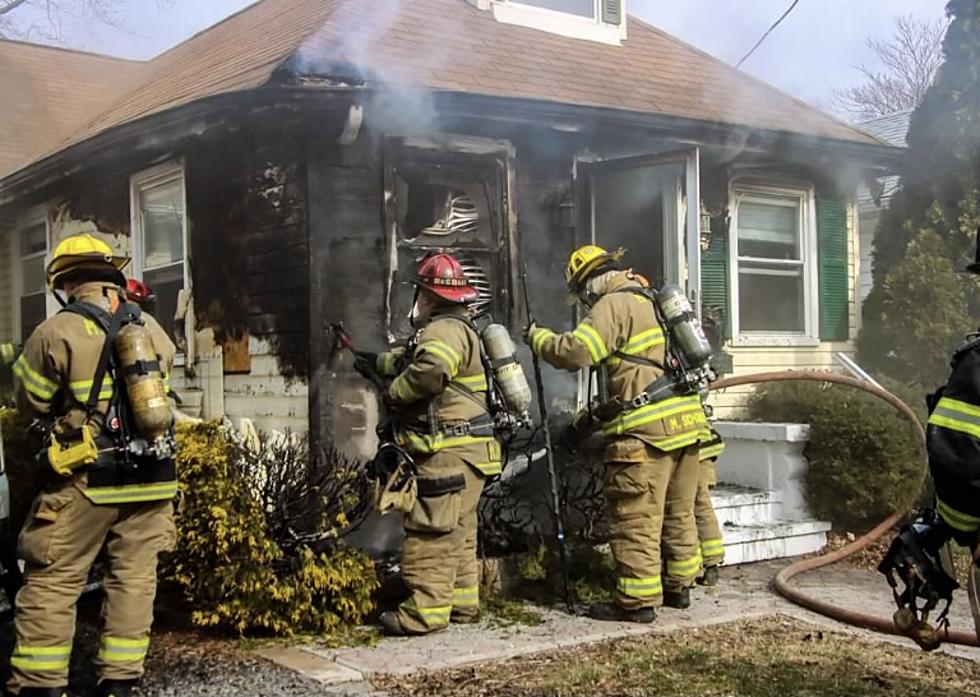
[[710, 371, 980, 648]]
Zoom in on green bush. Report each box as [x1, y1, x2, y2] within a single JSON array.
[[164, 422, 378, 637], [743, 380, 925, 530]]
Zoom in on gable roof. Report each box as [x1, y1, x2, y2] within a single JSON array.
[[3, 0, 883, 183], [0, 39, 144, 178]]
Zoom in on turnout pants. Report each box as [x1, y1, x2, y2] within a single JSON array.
[[7, 481, 175, 692], [694, 458, 725, 568], [397, 451, 486, 634], [604, 440, 700, 610]]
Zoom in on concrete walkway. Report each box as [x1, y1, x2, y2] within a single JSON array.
[[256, 560, 980, 695]]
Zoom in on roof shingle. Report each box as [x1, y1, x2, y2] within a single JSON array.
[[3, 0, 882, 181]]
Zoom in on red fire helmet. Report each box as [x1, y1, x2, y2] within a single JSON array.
[[415, 252, 478, 304], [126, 278, 155, 304]]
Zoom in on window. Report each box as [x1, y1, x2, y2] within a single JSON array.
[[16, 219, 48, 341], [514, 0, 595, 18], [493, 0, 623, 44], [731, 186, 817, 340], [131, 164, 187, 341]]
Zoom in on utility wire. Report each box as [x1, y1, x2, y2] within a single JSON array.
[[735, 0, 802, 68]]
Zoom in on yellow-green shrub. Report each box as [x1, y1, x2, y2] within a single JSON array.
[[164, 422, 377, 636]]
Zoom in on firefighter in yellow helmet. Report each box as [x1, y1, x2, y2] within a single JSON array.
[[525, 245, 709, 622], [6, 234, 177, 697], [364, 253, 501, 636]]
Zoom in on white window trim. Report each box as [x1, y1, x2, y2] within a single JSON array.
[[129, 161, 189, 364], [728, 182, 820, 347], [492, 0, 624, 44], [11, 206, 53, 344]]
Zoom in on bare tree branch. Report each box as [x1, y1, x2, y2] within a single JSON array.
[[0, 0, 171, 43], [832, 14, 949, 120], [0, 0, 32, 18]]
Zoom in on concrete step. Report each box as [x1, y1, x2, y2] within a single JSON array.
[[710, 485, 781, 527], [722, 519, 831, 566]]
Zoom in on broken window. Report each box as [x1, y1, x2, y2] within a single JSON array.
[[385, 140, 514, 340]]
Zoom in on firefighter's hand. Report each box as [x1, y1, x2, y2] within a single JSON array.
[[353, 351, 378, 379], [522, 322, 537, 345], [562, 410, 594, 451]]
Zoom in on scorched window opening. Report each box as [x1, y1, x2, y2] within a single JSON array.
[[384, 143, 513, 340]]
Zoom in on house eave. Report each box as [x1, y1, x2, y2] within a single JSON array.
[[0, 86, 903, 207]]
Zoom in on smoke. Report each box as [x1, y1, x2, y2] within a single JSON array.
[[285, 0, 464, 136]]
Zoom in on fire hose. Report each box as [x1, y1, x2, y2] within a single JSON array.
[[710, 371, 979, 647]]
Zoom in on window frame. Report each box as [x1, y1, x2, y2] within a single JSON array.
[[728, 181, 819, 346], [129, 161, 189, 361], [11, 206, 53, 344]]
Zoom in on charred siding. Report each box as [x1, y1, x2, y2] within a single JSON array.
[[243, 144, 310, 381]]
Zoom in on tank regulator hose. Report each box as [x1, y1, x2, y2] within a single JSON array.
[[710, 371, 979, 647]]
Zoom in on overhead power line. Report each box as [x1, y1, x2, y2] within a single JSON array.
[[735, 0, 802, 69]]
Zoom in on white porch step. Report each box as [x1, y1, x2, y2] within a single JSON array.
[[721, 519, 831, 566], [709, 485, 831, 565], [710, 485, 781, 527]]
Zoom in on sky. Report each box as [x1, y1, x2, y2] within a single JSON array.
[[9, 0, 950, 111]]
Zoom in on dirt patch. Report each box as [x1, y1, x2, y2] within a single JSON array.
[[375, 616, 980, 697]]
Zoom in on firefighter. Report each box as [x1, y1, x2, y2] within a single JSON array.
[[525, 245, 709, 622], [6, 234, 177, 697], [366, 253, 501, 636], [695, 428, 725, 586], [124, 278, 157, 316]]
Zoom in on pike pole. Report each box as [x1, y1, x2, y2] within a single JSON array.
[[522, 268, 574, 613]]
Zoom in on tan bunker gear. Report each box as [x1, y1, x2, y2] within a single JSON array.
[[378, 305, 501, 634], [695, 431, 725, 571], [8, 272, 176, 694], [529, 269, 709, 609]]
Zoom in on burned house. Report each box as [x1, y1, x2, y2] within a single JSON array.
[[0, 0, 900, 459]]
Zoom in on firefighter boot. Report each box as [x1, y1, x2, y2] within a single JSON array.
[[663, 587, 691, 609], [97, 680, 137, 697], [587, 602, 656, 624], [698, 565, 720, 587], [379, 611, 407, 636]]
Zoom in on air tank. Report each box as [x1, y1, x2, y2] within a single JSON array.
[[656, 284, 713, 370], [481, 323, 532, 415], [115, 323, 173, 441]]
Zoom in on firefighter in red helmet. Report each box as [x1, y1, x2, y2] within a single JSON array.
[[124, 279, 156, 316], [359, 253, 501, 635]]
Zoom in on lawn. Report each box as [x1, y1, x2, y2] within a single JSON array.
[[376, 616, 980, 697]]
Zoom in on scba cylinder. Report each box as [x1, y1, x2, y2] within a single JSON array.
[[657, 284, 713, 369], [482, 323, 532, 415], [114, 323, 173, 441]]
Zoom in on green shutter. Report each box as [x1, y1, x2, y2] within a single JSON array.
[[601, 0, 621, 25], [700, 228, 730, 338], [817, 197, 849, 341]]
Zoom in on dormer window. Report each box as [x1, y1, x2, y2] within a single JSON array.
[[515, 0, 596, 18], [488, 0, 626, 45]]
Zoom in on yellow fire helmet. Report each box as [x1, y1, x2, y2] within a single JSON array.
[[564, 244, 625, 293], [46, 234, 130, 290]]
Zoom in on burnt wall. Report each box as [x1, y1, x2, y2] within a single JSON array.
[[185, 118, 310, 380], [308, 131, 386, 459]]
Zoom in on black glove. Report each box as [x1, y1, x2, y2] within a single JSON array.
[[353, 351, 378, 379], [562, 410, 595, 451]]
